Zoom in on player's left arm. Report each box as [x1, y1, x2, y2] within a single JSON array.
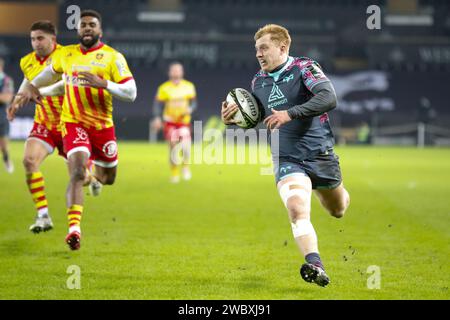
[[106, 51, 136, 102], [105, 77, 137, 102], [286, 81, 337, 119], [78, 51, 136, 102], [78, 73, 137, 102], [39, 80, 65, 97]]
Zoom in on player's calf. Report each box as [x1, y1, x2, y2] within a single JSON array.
[[23, 155, 40, 173], [315, 185, 350, 219], [70, 165, 88, 184], [328, 191, 350, 218], [94, 171, 116, 185], [328, 204, 347, 218]]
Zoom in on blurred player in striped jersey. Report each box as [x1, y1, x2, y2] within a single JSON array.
[[9, 10, 137, 250], [151, 62, 197, 183], [8, 21, 66, 233]]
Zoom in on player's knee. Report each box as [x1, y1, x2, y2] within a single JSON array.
[[286, 197, 309, 221], [280, 182, 311, 220], [23, 155, 38, 172]]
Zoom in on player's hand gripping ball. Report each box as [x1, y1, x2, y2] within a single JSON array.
[[225, 88, 261, 129]]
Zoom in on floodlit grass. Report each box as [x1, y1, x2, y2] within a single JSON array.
[[0, 142, 449, 299]]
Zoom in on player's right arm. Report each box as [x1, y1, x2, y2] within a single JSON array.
[[7, 65, 64, 121], [8, 50, 64, 121], [7, 66, 61, 121]]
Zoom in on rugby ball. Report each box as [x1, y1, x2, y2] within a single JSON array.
[[226, 88, 261, 128]]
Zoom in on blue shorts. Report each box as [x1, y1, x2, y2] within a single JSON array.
[[274, 150, 343, 189]]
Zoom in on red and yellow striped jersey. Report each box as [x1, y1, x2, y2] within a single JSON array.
[[156, 79, 196, 125], [52, 42, 133, 130], [20, 44, 64, 131]]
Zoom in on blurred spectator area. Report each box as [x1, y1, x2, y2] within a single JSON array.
[[0, 0, 449, 143], [0, 0, 449, 72]]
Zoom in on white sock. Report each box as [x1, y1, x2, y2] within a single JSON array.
[[37, 207, 49, 218], [69, 225, 81, 234]]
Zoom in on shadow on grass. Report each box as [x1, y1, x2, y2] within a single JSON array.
[[0, 238, 30, 257]]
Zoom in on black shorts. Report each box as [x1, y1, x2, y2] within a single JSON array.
[[0, 117, 9, 137], [274, 150, 343, 189]]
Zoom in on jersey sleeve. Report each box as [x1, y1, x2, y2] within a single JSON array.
[[300, 60, 330, 92], [155, 84, 167, 102], [251, 71, 264, 93], [188, 83, 196, 100], [51, 47, 64, 73], [19, 57, 29, 80], [111, 51, 133, 84]]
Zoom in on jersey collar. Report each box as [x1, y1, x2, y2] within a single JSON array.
[[35, 43, 57, 65], [268, 56, 293, 82], [80, 41, 104, 55]]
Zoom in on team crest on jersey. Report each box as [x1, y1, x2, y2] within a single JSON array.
[[96, 53, 104, 60], [283, 74, 294, 84], [102, 141, 118, 158], [73, 127, 89, 144]]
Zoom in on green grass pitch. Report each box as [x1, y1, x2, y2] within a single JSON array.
[[0, 141, 449, 299]]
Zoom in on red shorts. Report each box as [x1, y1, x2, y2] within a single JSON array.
[[62, 122, 118, 168], [163, 122, 191, 142], [28, 122, 65, 158]]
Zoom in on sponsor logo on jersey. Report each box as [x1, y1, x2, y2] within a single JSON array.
[[91, 61, 107, 68], [268, 83, 288, 108], [73, 127, 89, 144], [32, 124, 49, 138]]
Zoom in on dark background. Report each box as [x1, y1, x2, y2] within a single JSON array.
[[1, 0, 449, 141]]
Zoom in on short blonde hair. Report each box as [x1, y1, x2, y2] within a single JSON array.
[[254, 24, 291, 49]]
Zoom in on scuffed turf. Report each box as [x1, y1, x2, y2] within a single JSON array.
[[0, 142, 448, 299]]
